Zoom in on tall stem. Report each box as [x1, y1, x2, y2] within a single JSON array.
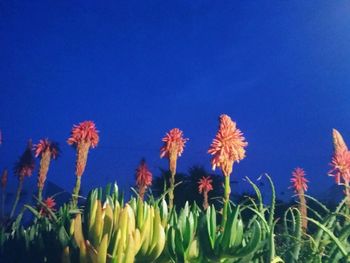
[[72, 176, 81, 207], [139, 185, 146, 201], [168, 153, 177, 210], [224, 174, 231, 203], [38, 187, 43, 203], [10, 178, 24, 218], [298, 188, 307, 231], [221, 174, 231, 230], [203, 190, 209, 210], [168, 170, 175, 210]]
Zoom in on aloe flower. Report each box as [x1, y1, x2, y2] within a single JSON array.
[[34, 139, 59, 202], [1, 169, 8, 218], [10, 140, 35, 218], [160, 128, 188, 209], [198, 176, 213, 210], [39, 196, 56, 218], [135, 159, 152, 200], [329, 129, 350, 206], [68, 121, 99, 206], [291, 167, 308, 230], [208, 114, 247, 203]]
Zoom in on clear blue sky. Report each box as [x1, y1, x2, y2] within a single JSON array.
[[1, 1, 350, 199]]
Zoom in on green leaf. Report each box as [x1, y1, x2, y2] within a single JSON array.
[[308, 217, 348, 257]]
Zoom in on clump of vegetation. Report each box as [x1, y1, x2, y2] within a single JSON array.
[[0, 115, 349, 263]]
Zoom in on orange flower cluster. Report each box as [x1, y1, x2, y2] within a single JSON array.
[[290, 167, 308, 193], [34, 139, 59, 159], [208, 114, 247, 177], [136, 159, 152, 200], [329, 129, 350, 185], [198, 176, 213, 210], [67, 121, 99, 148], [34, 139, 59, 199], [68, 121, 99, 177], [39, 197, 56, 217], [198, 176, 213, 194], [136, 159, 152, 188], [160, 128, 188, 175]]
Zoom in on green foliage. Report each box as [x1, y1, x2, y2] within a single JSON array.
[[1, 178, 350, 263]]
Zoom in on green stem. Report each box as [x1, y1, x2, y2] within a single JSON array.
[[168, 171, 175, 210], [10, 178, 24, 218], [38, 188, 43, 203], [224, 175, 231, 203], [221, 174, 231, 230], [72, 176, 81, 207], [298, 189, 307, 231]]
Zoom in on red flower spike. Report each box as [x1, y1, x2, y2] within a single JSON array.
[[136, 159, 152, 189], [34, 139, 59, 159], [39, 197, 56, 217], [160, 128, 188, 159], [329, 149, 350, 184], [67, 121, 99, 148], [208, 114, 247, 177], [198, 176, 213, 194], [290, 167, 308, 192]]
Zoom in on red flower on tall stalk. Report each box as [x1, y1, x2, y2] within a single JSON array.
[[290, 167, 308, 230], [34, 139, 59, 159], [160, 128, 188, 209], [34, 139, 60, 201], [14, 140, 35, 179], [329, 129, 350, 185], [208, 114, 247, 177], [68, 121, 99, 206], [39, 197, 56, 217], [11, 140, 35, 218], [160, 128, 188, 174], [198, 176, 213, 210], [68, 121, 99, 177], [67, 121, 99, 148], [290, 167, 308, 193], [135, 159, 152, 200], [198, 176, 213, 194], [329, 149, 350, 185], [329, 129, 350, 208]]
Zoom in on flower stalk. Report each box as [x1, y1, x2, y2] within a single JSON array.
[[10, 140, 35, 218], [68, 121, 99, 207], [198, 176, 213, 210], [291, 167, 308, 231], [208, 114, 247, 226], [135, 159, 152, 200], [329, 129, 350, 207], [34, 139, 59, 202], [160, 128, 188, 209]]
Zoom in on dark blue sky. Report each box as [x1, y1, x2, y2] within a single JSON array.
[[1, 1, 350, 199]]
